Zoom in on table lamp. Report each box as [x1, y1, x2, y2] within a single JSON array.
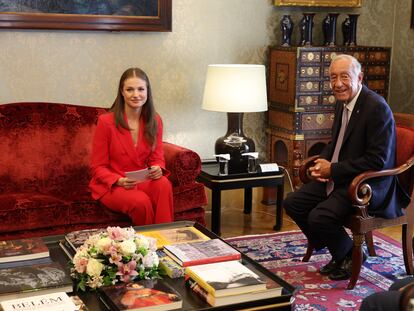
[[202, 64, 268, 174]]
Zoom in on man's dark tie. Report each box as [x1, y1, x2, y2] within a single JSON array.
[[327, 103, 349, 195]]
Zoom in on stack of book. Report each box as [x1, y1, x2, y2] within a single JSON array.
[[185, 260, 283, 307], [139, 226, 212, 278], [0, 237, 73, 302]]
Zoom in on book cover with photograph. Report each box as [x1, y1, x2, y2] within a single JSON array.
[[64, 227, 106, 252], [185, 260, 266, 297], [139, 226, 210, 249], [0, 291, 76, 311], [163, 238, 241, 267], [0, 237, 49, 263], [0, 262, 73, 302], [156, 250, 184, 279], [99, 280, 182, 311]]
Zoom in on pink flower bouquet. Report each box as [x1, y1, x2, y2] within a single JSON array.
[[71, 226, 160, 291]]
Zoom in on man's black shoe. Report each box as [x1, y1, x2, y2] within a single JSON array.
[[319, 259, 339, 275], [328, 251, 368, 281]]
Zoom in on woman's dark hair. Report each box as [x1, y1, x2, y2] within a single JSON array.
[[110, 67, 157, 146]]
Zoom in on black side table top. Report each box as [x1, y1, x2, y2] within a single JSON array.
[[200, 161, 284, 181]]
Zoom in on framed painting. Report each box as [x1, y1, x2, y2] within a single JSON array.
[[0, 0, 172, 31], [275, 0, 361, 7]]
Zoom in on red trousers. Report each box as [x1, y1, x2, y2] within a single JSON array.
[[100, 176, 173, 225]]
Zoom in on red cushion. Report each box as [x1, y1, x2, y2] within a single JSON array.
[[396, 125, 414, 193]]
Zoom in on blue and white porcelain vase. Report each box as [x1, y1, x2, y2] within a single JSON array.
[[280, 15, 294, 47], [322, 13, 340, 46], [299, 13, 315, 46]]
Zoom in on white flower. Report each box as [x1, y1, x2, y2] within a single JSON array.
[[96, 237, 112, 253], [142, 251, 159, 268], [147, 237, 158, 252], [86, 258, 104, 277], [119, 240, 137, 256], [135, 234, 150, 249], [85, 234, 101, 247]]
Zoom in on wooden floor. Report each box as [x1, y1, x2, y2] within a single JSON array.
[[203, 186, 403, 242]]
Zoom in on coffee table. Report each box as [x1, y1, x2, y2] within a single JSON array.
[[42, 221, 293, 310], [197, 162, 285, 235]]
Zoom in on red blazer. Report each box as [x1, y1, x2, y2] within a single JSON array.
[[89, 112, 168, 200]]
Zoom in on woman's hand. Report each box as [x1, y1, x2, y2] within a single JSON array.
[[116, 177, 138, 190], [148, 165, 163, 180]]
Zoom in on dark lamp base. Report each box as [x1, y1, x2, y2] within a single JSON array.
[[215, 133, 255, 174]]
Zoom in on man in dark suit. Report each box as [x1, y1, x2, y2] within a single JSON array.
[[283, 54, 409, 280], [360, 276, 414, 311]]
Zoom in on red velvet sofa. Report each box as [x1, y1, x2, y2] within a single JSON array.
[[0, 102, 207, 240]]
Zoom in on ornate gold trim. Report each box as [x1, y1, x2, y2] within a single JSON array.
[[275, 0, 361, 7]]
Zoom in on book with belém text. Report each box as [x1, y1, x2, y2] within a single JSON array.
[[186, 274, 283, 307], [138, 226, 210, 249], [0, 237, 49, 263], [98, 280, 182, 311], [0, 291, 76, 311], [0, 261, 73, 302], [163, 238, 241, 267], [185, 260, 266, 297]]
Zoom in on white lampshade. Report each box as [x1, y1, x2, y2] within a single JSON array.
[[202, 64, 268, 113]]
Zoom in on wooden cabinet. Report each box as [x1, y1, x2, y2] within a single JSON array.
[[265, 46, 391, 195]]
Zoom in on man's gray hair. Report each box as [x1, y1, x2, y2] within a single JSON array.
[[330, 54, 362, 75]]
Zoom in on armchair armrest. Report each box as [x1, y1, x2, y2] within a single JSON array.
[[299, 155, 319, 184], [348, 154, 414, 217], [399, 280, 414, 311], [162, 142, 202, 187]]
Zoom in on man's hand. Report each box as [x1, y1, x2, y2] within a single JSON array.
[[308, 158, 331, 182]]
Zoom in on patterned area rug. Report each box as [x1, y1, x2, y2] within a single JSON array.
[[226, 230, 408, 311]]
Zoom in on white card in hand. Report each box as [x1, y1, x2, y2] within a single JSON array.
[[259, 163, 279, 172], [125, 168, 150, 182]]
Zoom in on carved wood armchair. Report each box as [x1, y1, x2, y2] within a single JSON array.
[[299, 113, 414, 289]]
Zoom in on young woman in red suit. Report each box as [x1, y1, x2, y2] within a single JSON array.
[[89, 67, 173, 225]]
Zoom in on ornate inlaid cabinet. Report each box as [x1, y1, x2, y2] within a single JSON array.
[[265, 45, 391, 195]]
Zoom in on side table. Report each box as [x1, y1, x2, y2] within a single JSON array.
[[197, 162, 285, 235]]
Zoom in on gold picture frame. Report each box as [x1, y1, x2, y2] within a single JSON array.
[[275, 0, 361, 7], [0, 0, 171, 32]]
